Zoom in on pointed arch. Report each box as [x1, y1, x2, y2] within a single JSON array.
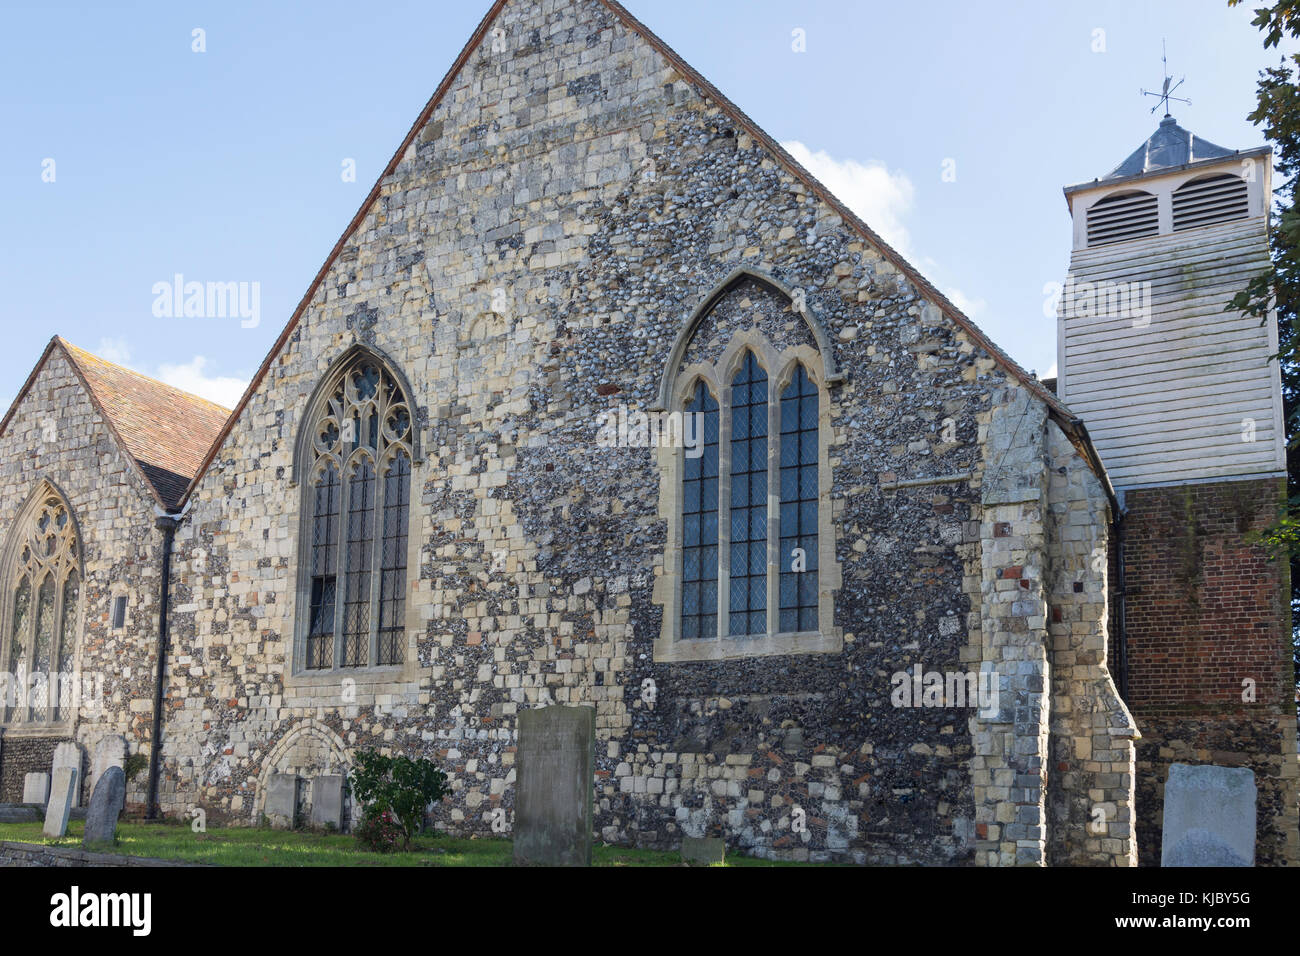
[[654, 326, 842, 662], [291, 343, 421, 485], [654, 267, 842, 412], [0, 479, 84, 726], [291, 346, 417, 677]]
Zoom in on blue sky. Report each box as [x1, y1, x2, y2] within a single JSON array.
[[0, 0, 1291, 411]]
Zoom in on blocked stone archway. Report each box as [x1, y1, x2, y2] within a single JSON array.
[[254, 719, 350, 826]]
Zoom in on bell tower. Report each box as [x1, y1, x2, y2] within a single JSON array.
[[1059, 112, 1298, 866]]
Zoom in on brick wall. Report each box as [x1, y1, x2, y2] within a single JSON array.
[[1117, 477, 1299, 865]]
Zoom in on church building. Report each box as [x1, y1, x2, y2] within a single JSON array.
[[0, 0, 1293, 865]]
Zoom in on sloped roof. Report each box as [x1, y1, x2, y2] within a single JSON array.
[[186, 0, 1080, 503], [0, 338, 232, 509], [1104, 115, 1237, 180], [1065, 114, 1270, 200]]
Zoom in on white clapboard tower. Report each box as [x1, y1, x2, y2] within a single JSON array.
[[1057, 114, 1285, 488]]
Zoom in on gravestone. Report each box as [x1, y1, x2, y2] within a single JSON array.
[[265, 772, 298, 828], [52, 742, 83, 808], [310, 775, 345, 830], [513, 704, 594, 866], [83, 765, 125, 846], [1161, 763, 1256, 867], [22, 771, 49, 805], [91, 735, 125, 793], [681, 836, 726, 865], [43, 766, 78, 838]]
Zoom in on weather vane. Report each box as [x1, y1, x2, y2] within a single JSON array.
[[1141, 40, 1191, 116]]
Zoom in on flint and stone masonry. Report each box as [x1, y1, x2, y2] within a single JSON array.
[[0, 0, 1286, 866], [149, 0, 1132, 864]]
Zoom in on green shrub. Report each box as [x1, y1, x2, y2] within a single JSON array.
[[123, 753, 148, 782], [349, 749, 449, 851]]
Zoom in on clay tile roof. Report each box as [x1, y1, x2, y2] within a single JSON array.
[[56, 339, 232, 509]]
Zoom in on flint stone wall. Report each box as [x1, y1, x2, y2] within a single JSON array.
[[48, 0, 1133, 865], [0, 348, 167, 806]]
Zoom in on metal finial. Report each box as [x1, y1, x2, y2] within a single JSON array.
[[1141, 40, 1191, 116]]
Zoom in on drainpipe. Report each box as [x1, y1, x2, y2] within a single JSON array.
[[145, 512, 179, 821], [1115, 505, 1130, 703]]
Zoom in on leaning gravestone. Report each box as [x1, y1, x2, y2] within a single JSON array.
[[52, 742, 83, 808], [310, 775, 345, 830], [22, 771, 49, 805], [43, 766, 78, 838], [1162, 763, 1256, 867], [83, 765, 125, 846], [513, 704, 595, 866], [265, 773, 298, 829]]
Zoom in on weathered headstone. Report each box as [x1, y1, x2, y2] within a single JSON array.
[[1162, 763, 1256, 867], [22, 771, 49, 805], [83, 765, 125, 846], [513, 704, 594, 866], [52, 742, 83, 808], [90, 735, 125, 793], [43, 766, 78, 838], [265, 772, 298, 829], [681, 836, 726, 865], [310, 775, 345, 830]]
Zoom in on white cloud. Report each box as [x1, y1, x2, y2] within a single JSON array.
[[97, 338, 132, 366], [943, 287, 988, 321], [156, 357, 248, 410], [781, 141, 986, 321], [782, 141, 915, 257], [1044, 362, 1058, 381]]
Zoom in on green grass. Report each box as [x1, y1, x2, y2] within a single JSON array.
[[0, 820, 804, 867]]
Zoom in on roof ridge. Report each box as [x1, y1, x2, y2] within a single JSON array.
[[56, 338, 233, 415]]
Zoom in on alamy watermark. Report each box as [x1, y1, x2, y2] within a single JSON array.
[[0, 669, 105, 717], [152, 274, 260, 328], [595, 405, 705, 458], [890, 663, 999, 718], [1044, 273, 1152, 327]]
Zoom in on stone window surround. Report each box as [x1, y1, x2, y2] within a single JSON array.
[[0, 480, 84, 736], [109, 588, 129, 633], [654, 329, 842, 662], [284, 345, 425, 694]]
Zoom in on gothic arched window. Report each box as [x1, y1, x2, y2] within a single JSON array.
[[299, 353, 413, 672], [1, 488, 82, 724], [656, 327, 840, 662], [728, 352, 769, 637]]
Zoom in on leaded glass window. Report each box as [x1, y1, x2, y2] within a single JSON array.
[[302, 354, 412, 671], [780, 365, 819, 633], [729, 353, 768, 637], [680, 382, 719, 640], [675, 351, 824, 645], [378, 450, 411, 665], [307, 463, 339, 669], [1, 491, 81, 724]]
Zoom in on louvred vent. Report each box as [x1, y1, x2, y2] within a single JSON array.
[[1172, 173, 1249, 231], [1086, 190, 1159, 247]]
